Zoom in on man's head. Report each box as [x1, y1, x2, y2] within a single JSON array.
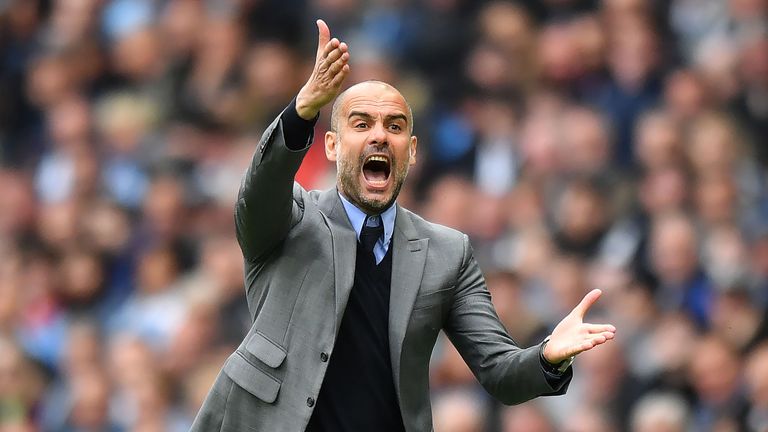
[[325, 81, 417, 214]]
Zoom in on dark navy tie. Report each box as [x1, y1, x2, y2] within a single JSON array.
[[360, 215, 383, 257]]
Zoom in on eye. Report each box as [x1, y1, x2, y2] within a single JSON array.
[[354, 122, 368, 129], [388, 124, 403, 132]]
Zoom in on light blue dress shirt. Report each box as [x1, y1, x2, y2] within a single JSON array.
[[338, 193, 396, 264]]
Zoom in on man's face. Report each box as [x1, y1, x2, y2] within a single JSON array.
[[325, 83, 417, 214]]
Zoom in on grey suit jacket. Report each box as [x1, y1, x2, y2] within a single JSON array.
[[190, 111, 570, 432]]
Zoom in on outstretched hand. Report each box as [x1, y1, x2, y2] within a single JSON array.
[[543, 289, 616, 364], [295, 19, 351, 120]]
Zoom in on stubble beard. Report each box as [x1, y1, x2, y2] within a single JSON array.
[[337, 154, 409, 215]]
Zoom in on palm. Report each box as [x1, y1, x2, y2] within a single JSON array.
[[543, 289, 616, 364]]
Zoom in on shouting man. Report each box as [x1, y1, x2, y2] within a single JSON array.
[[191, 20, 616, 432]]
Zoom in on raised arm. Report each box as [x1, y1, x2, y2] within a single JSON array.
[[235, 20, 350, 261]]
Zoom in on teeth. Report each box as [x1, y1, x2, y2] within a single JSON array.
[[367, 155, 389, 163]]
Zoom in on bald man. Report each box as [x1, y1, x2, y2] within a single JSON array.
[[190, 20, 616, 432]]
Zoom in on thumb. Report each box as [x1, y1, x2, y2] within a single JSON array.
[[316, 19, 330, 54], [573, 288, 602, 319]]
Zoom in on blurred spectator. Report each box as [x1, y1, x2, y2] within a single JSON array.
[[486, 271, 544, 347], [182, 234, 247, 347], [433, 390, 486, 432], [745, 343, 768, 432], [590, 16, 663, 165], [634, 109, 684, 171], [0, 169, 36, 242], [687, 335, 748, 430], [108, 245, 186, 351], [630, 392, 690, 432], [664, 68, 711, 121], [501, 403, 555, 432], [551, 179, 610, 259], [0, 339, 46, 430], [476, 2, 536, 89], [95, 92, 156, 208], [34, 93, 95, 203], [559, 106, 612, 177], [471, 96, 519, 197], [563, 406, 616, 432], [710, 287, 764, 354], [639, 313, 698, 388], [649, 212, 714, 327], [562, 338, 642, 429], [61, 370, 122, 432], [733, 33, 768, 165]]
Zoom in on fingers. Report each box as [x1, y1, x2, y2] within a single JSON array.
[[577, 325, 615, 351], [320, 42, 348, 71], [567, 333, 614, 356], [552, 327, 616, 359], [316, 19, 331, 55], [320, 38, 341, 62], [330, 64, 350, 87], [585, 323, 616, 334], [316, 42, 349, 86], [327, 51, 349, 75], [582, 331, 614, 349], [573, 288, 602, 319]]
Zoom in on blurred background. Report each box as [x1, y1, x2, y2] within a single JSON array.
[[0, 0, 767, 431]]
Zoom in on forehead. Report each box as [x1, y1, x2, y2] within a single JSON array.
[[340, 83, 409, 118]]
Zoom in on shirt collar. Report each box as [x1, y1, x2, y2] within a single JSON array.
[[338, 192, 396, 246]]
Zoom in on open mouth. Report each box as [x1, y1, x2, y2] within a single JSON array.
[[362, 154, 391, 188]]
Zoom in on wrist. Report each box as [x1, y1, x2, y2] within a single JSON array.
[[541, 336, 558, 364], [541, 337, 574, 374], [295, 93, 320, 121]]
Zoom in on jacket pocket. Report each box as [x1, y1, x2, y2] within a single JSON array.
[[244, 331, 287, 368], [223, 351, 282, 403], [412, 285, 454, 311]]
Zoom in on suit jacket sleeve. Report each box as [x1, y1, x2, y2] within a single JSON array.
[[443, 234, 572, 405], [234, 102, 316, 262]]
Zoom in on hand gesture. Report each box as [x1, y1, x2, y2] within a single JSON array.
[[295, 19, 350, 120], [543, 289, 616, 364]]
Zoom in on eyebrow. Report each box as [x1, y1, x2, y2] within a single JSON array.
[[348, 111, 409, 125], [348, 111, 374, 122]]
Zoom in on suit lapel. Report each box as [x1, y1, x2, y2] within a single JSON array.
[[389, 206, 428, 400], [317, 189, 357, 335]]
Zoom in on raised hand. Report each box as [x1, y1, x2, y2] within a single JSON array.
[[295, 19, 351, 120], [543, 289, 616, 364]]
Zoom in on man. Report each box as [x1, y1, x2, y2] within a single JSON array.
[[191, 20, 616, 432]]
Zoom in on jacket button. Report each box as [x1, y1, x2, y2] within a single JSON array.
[[320, 352, 328, 362], [307, 397, 315, 407]]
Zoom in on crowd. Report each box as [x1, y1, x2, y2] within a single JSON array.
[[1, 0, 767, 431]]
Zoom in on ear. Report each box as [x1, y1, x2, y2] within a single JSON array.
[[408, 135, 418, 166], [325, 131, 337, 162]]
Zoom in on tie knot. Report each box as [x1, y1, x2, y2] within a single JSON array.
[[360, 215, 383, 255]]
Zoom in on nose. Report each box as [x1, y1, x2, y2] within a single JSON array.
[[369, 121, 387, 144]]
